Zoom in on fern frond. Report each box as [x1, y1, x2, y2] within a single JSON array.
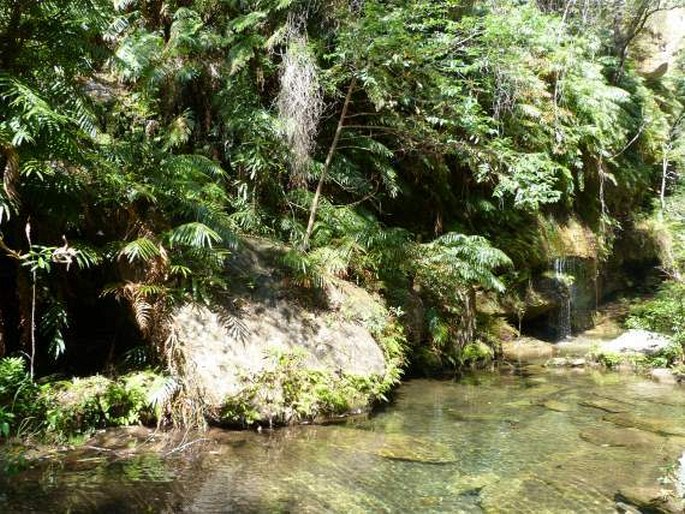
[[215, 307, 249, 343], [40, 298, 69, 360], [132, 297, 152, 333], [165, 154, 227, 180], [119, 237, 162, 263], [146, 375, 179, 413], [167, 222, 222, 249]]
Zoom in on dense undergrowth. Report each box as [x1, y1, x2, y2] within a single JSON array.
[[0, 356, 168, 442], [2, 0, 685, 435]]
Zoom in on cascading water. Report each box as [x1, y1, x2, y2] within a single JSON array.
[[553, 257, 572, 340]]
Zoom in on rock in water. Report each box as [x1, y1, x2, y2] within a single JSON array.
[[599, 330, 671, 356], [615, 487, 683, 514]]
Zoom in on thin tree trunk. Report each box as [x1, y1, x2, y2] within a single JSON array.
[[25, 221, 36, 379], [598, 157, 608, 234], [0, 0, 25, 70], [302, 77, 357, 251], [660, 144, 669, 219], [30, 269, 35, 379], [16, 269, 31, 359]]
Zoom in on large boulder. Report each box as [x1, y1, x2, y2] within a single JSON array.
[[168, 240, 396, 421], [636, 8, 685, 78], [599, 329, 672, 356], [172, 295, 387, 407]]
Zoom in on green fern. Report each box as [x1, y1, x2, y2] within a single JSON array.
[[118, 237, 162, 264]]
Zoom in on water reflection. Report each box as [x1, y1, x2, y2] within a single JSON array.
[[2, 366, 684, 513]]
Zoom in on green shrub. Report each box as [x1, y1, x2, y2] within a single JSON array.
[[0, 406, 14, 438], [460, 341, 495, 367], [624, 282, 685, 369], [0, 357, 42, 437], [219, 349, 383, 427], [40, 372, 166, 440], [626, 282, 685, 339]]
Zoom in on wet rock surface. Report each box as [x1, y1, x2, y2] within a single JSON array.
[[615, 487, 683, 514], [579, 397, 630, 413], [579, 426, 668, 449], [545, 357, 586, 368], [501, 337, 556, 361], [651, 368, 682, 385], [602, 413, 685, 437]]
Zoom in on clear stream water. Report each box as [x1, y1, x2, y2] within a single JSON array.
[[2, 364, 685, 513]]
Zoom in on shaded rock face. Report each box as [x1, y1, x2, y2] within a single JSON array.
[[173, 301, 386, 407], [636, 8, 685, 77], [170, 241, 388, 409], [599, 329, 671, 356]]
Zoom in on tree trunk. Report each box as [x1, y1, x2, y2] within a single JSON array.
[[453, 287, 477, 359], [302, 77, 357, 251], [16, 270, 31, 356], [660, 144, 669, 219]]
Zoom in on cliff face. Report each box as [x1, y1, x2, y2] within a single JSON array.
[[636, 8, 685, 77]]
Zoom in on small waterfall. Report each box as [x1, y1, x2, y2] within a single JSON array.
[[553, 257, 572, 340], [677, 451, 685, 499]]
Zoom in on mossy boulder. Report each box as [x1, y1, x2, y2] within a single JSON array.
[[40, 372, 165, 438], [170, 240, 405, 426]]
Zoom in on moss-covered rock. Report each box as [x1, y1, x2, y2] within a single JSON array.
[[39, 371, 166, 439], [170, 240, 407, 426]]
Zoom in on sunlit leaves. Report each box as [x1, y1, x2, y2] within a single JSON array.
[[40, 299, 68, 360], [416, 233, 512, 295], [168, 222, 222, 249], [119, 237, 162, 264]]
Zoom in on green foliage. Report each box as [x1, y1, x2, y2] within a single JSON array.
[[40, 371, 166, 440], [0, 358, 40, 437], [459, 341, 496, 368], [587, 347, 624, 369], [1, 0, 684, 426], [626, 281, 685, 352], [588, 342, 685, 370], [415, 234, 512, 295], [220, 349, 393, 428], [627, 282, 685, 333]]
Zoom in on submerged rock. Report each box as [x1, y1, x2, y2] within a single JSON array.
[[615, 487, 683, 514], [579, 397, 630, 414], [599, 330, 671, 356], [324, 427, 457, 464], [540, 399, 573, 412], [375, 434, 456, 464], [579, 427, 666, 449], [545, 357, 586, 368], [448, 472, 501, 496], [602, 413, 685, 438]]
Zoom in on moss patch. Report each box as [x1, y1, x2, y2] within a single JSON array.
[[218, 344, 403, 428]]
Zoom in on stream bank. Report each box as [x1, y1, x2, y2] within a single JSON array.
[[2, 364, 685, 513]]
